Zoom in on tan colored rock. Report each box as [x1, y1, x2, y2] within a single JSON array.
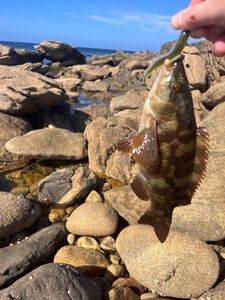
[[66, 202, 119, 237], [106, 286, 140, 300], [125, 59, 148, 71], [104, 185, 149, 224], [82, 80, 110, 92], [5, 127, 87, 160], [100, 236, 117, 252], [84, 116, 137, 174], [104, 264, 127, 283], [56, 77, 81, 90], [54, 245, 108, 276], [0, 66, 67, 115], [75, 236, 100, 250], [85, 190, 103, 203], [202, 78, 225, 108], [116, 225, 220, 298], [183, 45, 207, 91], [71, 64, 111, 80]]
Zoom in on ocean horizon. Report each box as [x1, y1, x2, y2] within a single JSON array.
[[0, 40, 133, 58]]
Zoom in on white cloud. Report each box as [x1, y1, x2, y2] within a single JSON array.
[[67, 8, 174, 34]]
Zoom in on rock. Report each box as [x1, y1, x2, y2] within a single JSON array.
[[71, 64, 111, 80], [77, 103, 111, 120], [200, 102, 225, 153], [85, 190, 103, 203], [104, 185, 149, 224], [110, 90, 146, 115], [0, 66, 67, 115], [104, 264, 127, 283], [54, 245, 108, 276], [41, 166, 97, 207], [48, 207, 67, 223], [82, 80, 110, 92], [66, 202, 119, 237], [67, 233, 76, 245], [0, 112, 32, 173], [76, 236, 100, 250], [106, 286, 140, 300], [56, 77, 81, 91], [5, 127, 87, 160], [38, 167, 74, 206], [172, 201, 225, 241], [0, 192, 41, 239], [105, 150, 132, 183], [17, 62, 49, 74], [116, 224, 220, 298], [202, 79, 225, 108], [0, 45, 43, 66], [183, 45, 207, 91], [199, 279, 225, 299], [0, 263, 101, 300], [100, 236, 117, 252], [125, 59, 148, 71], [84, 116, 137, 174], [35, 40, 86, 65], [0, 222, 67, 288]]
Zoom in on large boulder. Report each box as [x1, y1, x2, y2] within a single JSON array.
[[35, 40, 86, 65], [0, 44, 43, 65], [0, 66, 68, 115]]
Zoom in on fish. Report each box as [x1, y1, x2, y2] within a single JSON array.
[[118, 53, 209, 243]]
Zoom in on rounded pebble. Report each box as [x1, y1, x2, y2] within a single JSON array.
[[76, 236, 100, 250], [100, 236, 117, 252], [66, 202, 119, 237], [67, 233, 76, 245], [85, 190, 103, 203], [54, 245, 108, 276], [104, 264, 127, 283], [116, 225, 220, 299]]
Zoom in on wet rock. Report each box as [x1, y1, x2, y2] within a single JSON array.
[[82, 80, 110, 92], [5, 127, 87, 160], [70, 64, 111, 80], [183, 45, 207, 91], [0, 112, 32, 173], [54, 245, 108, 276], [117, 224, 220, 298], [0, 222, 67, 288], [202, 78, 225, 108], [41, 166, 97, 207], [0, 66, 67, 115], [84, 116, 137, 174], [35, 40, 86, 65], [0, 192, 41, 239], [66, 202, 119, 237], [0, 263, 101, 300], [104, 185, 149, 224]]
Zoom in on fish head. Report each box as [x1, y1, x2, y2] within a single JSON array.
[[149, 54, 192, 122]]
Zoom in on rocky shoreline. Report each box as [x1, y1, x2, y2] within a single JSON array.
[[0, 39, 225, 299]]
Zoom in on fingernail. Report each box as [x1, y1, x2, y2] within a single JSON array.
[[172, 13, 182, 29]]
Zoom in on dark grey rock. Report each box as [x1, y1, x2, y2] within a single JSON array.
[[0, 222, 67, 288], [0, 263, 101, 300], [0, 192, 41, 239]]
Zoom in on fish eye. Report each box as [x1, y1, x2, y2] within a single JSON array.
[[171, 81, 182, 93]]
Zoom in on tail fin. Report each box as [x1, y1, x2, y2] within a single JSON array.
[[138, 210, 171, 243]]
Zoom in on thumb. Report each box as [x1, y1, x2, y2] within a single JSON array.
[[172, 0, 225, 30]]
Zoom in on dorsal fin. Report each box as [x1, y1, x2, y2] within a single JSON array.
[[188, 127, 209, 198], [118, 122, 159, 168]]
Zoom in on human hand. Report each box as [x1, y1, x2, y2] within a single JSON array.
[[171, 0, 225, 56]]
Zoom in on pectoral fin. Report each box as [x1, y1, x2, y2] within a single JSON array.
[[131, 173, 150, 201], [118, 121, 159, 168]]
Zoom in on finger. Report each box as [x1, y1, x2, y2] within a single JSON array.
[[204, 26, 225, 42], [191, 26, 209, 38], [172, 0, 225, 30], [213, 36, 225, 56]]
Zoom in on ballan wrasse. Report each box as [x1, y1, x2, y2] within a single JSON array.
[[118, 31, 209, 243]]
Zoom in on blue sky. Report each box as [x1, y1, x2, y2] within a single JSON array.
[[0, 0, 190, 51]]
